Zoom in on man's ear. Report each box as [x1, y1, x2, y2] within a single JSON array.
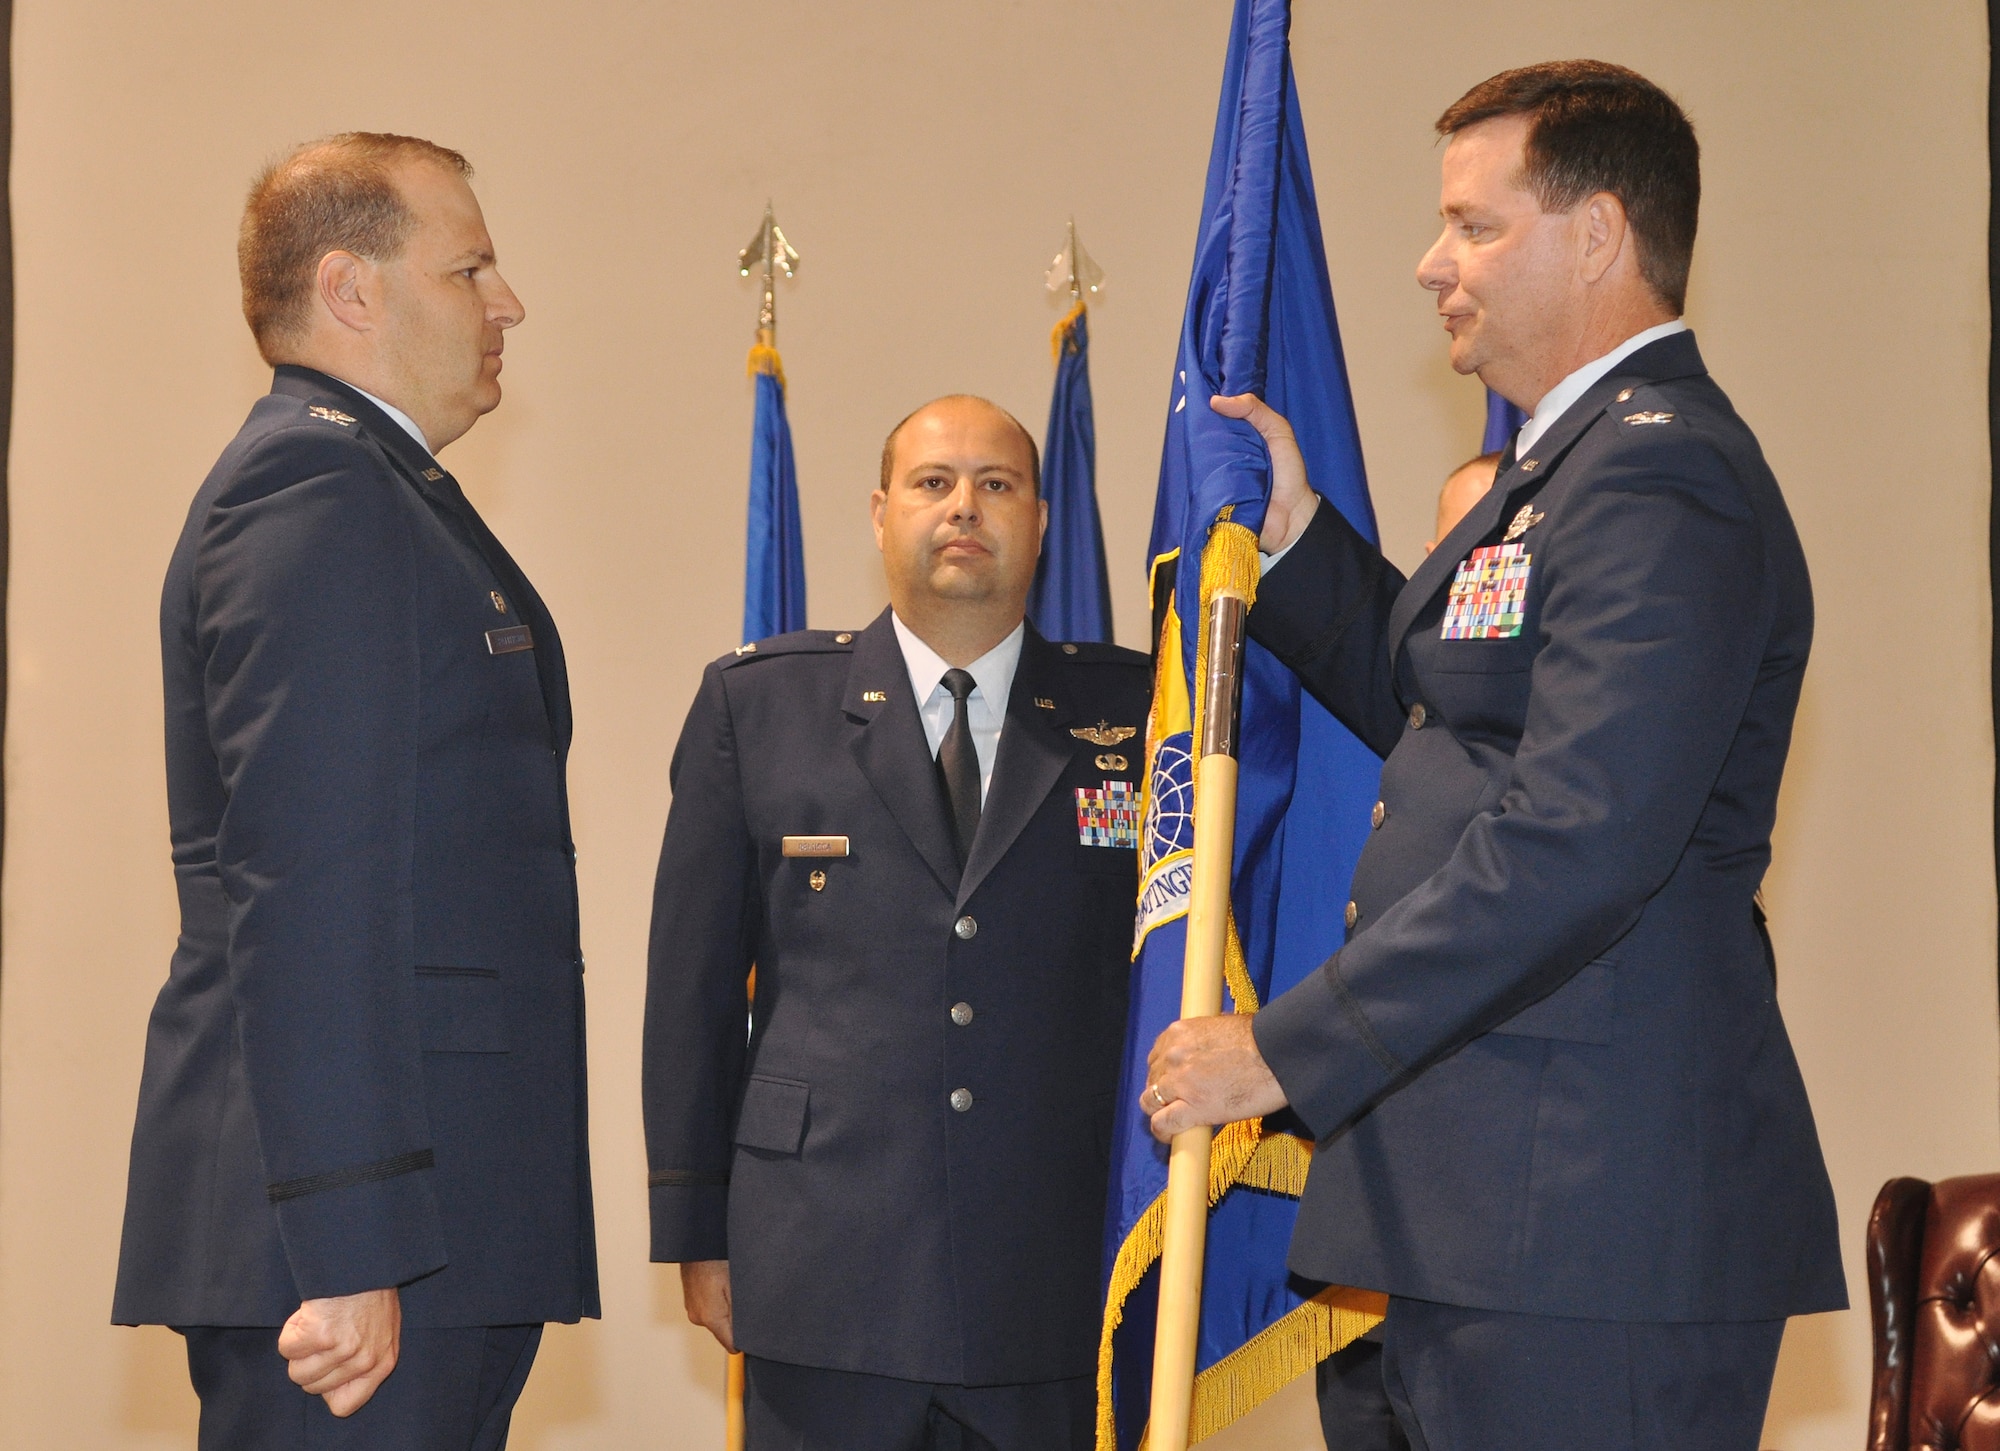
[[869, 488, 888, 549], [1577, 192, 1629, 285], [1037, 496, 1049, 548], [316, 250, 374, 334]]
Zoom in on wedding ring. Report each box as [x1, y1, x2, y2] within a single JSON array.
[[1149, 1084, 1168, 1110]]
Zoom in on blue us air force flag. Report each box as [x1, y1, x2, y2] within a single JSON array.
[[1029, 302, 1114, 643], [1483, 386, 1528, 456], [1096, 0, 1388, 1443], [742, 343, 806, 643]]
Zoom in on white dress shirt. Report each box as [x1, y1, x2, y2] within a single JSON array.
[[349, 384, 436, 460], [1512, 318, 1688, 458], [1260, 318, 1688, 577], [891, 613, 1024, 806]]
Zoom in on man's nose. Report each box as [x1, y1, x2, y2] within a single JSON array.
[[489, 273, 526, 329], [946, 477, 980, 523], [1416, 231, 1452, 293]]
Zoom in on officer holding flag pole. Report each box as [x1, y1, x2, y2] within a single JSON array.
[[1145, 61, 1844, 1450]]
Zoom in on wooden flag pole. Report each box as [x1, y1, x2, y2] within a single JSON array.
[[1147, 584, 1251, 1451], [725, 1351, 746, 1450]]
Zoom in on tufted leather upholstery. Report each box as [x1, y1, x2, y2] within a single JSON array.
[[1869, 1174, 2000, 1451]]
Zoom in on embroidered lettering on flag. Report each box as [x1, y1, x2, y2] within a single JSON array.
[[1076, 779, 1141, 848], [1441, 542, 1532, 640]]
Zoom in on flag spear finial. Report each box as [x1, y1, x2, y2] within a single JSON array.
[[738, 202, 800, 349], [1045, 217, 1104, 305]]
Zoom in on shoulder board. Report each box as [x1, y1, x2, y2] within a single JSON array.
[[717, 628, 860, 669], [1054, 640, 1150, 669]]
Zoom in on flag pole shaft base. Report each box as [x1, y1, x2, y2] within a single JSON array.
[[726, 1351, 746, 1451], [1148, 740, 1241, 1451]]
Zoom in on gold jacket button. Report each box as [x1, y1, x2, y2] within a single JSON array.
[[1370, 801, 1386, 830], [1345, 901, 1359, 929], [950, 1088, 974, 1112], [834, 632, 853, 644], [950, 1002, 974, 1027], [1062, 643, 1079, 655], [954, 915, 978, 940], [1408, 703, 1427, 730]]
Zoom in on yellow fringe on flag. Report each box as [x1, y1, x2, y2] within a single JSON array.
[[1052, 299, 1087, 363], [1096, 519, 1383, 1449], [1178, 1288, 1388, 1446], [746, 342, 785, 388]]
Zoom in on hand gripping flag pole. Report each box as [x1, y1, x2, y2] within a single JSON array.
[[1148, 536, 1254, 1451]]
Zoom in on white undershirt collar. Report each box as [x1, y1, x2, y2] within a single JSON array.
[[1514, 318, 1688, 459], [341, 382, 436, 460]]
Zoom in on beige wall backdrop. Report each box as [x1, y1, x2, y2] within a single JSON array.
[[0, 2, 1989, 1447]]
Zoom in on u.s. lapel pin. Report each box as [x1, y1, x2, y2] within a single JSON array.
[[1502, 504, 1545, 543], [861, 689, 887, 702], [1035, 697, 1056, 710]]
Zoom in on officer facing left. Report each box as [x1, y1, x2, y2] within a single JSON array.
[[113, 133, 597, 1449], [646, 396, 1150, 1449]]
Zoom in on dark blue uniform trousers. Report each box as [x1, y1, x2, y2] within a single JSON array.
[[179, 1324, 541, 1451], [744, 1357, 1092, 1451], [1328, 1299, 1784, 1451]]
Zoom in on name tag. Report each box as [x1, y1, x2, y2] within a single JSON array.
[[486, 625, 534, 655], [781, 836, 850, 858]]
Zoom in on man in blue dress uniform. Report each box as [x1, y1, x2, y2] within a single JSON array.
[[1144, 63, 1845, 1451], [645, 396, 1150, 1449], [113, 133, 596, 1449]]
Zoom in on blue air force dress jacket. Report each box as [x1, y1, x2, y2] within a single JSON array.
[[644, 616, 1150, 1385], [1248, 331, 1846, 1323], [113, 367, 599, 1329]]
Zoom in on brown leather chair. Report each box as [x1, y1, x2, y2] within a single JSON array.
[[1868, 1173, 2000, 1450]]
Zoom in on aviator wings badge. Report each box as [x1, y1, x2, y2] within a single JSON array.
[[1071, 720, 1138, 747], [1502, 504, 1545, 543]]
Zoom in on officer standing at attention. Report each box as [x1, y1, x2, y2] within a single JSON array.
[[1143, 63, 1845, 1451], [112, 134, 596, 1448], [645, 395, 1149, 1449]]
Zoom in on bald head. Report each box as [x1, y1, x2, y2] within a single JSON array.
[[870, 393, 1048, 667], [880, 395, 1040, 498]]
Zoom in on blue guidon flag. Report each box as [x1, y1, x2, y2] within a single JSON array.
[[742, 339, 806, 643], [1030, 300, 1115, 643], [1482, 387, 1528, 455], [1096, 0, 1389, 1442]]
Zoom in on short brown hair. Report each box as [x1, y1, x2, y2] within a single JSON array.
[[878, 395, 1041, 496], [239, 132, 472, 362], [1437, 61, 1699, 312]]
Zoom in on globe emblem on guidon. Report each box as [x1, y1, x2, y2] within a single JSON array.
[[1143, 732, 1196, 870]]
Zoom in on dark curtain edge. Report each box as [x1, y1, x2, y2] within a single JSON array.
[[0, 1, 13, 1012], [1990, 0, 1998, 1021]]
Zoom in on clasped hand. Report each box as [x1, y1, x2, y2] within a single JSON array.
[[1144, 1013, 1289, 1142], [277, 1286, 401, 1416]]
